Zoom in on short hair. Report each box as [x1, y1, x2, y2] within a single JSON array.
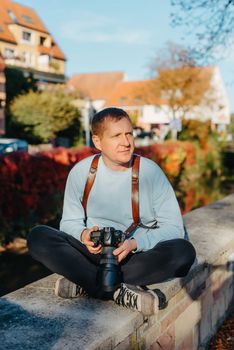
[[91, 107, 132, 136]]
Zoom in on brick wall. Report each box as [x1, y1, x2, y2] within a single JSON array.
[[114, 249, 234, 350], [114, 195, 234, 350]]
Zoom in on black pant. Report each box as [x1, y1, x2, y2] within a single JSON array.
[[27, 225, 196, 298]]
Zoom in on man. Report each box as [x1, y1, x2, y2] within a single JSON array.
[[28, 107, 196, 316]]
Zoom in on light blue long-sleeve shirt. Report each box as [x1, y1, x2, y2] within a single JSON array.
[[60, 154, 185, 252]]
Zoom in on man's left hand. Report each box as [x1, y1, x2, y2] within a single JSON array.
[[113, 239, 137, 262]]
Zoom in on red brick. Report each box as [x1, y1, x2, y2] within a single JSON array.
[[160, 295, 192, 333], [177, 331, 193, 350], [150, 324, 175, 350]]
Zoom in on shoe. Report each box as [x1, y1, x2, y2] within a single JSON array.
[[54, 277, 88, 298], [140, 285, 168, 310], [113, 283, 159, 316]]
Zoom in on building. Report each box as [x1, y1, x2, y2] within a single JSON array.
[[0, 0, 66, 86], [67, 71, 125, 111], [0, 53, 6, 134], [67, 67, 230, 132]]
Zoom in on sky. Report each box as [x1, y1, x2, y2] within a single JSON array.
[[17, 0, 234, 112]]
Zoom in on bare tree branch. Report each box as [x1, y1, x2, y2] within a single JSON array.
[[171, 0, 234, 62]]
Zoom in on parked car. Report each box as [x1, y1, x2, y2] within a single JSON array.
[[0, 138, 28, 154], [136, 131, 155, 139]]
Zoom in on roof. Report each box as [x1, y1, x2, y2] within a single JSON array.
[[66, 71, 125, 100], [105, 80, 163, 107], [0, 0, 65, 60], [0, 0, 49, 34], [106, 66, 214, 107]]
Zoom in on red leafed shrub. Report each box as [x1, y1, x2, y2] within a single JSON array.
[[0, 140, 223, 243], [136, 140, 222, 213], [0, 147, 98, 242]]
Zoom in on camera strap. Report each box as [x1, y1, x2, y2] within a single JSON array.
[[82, 153, 157, 236], [82, 153, 101, 218], [124, 154, 140, 236]]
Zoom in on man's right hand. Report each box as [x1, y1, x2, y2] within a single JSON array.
[[81, 226, 102, 254]]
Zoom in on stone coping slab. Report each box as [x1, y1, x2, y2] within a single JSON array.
[[1, 193, 234, 350]]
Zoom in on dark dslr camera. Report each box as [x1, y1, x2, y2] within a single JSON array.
[[90, 227, 126, 292]]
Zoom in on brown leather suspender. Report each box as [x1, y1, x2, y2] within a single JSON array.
[[82, 153, 101, 217], [82, 153, 140, 236], [125, 154, 140, 236]]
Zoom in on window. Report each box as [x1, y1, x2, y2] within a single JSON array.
[[0, 25, 3, 32], [4, 48, 14, 59], [40, 36, 46, 46], [160, 89, 182, 100], [21, 14, 34, 24], [134, 95, 142, 104], [119, 96, 127, 104], [22, 31, 32, 42], [7, 10, 17, 22], [21, 52, 34, 66], [38, 54, 49, 66]]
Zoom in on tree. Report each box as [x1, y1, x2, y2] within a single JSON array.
[[145, 44, 215, 138], [10, 90, 82, 144], [5, 67, 38, 104], [171, 0, 234, 62], [5, 67, 38, 136]]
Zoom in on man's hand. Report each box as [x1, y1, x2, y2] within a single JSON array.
[[81, 226, 102, 254], [113, 238, 137, 263]]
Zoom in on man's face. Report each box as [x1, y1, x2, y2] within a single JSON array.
[[92, 117, 135, 170]]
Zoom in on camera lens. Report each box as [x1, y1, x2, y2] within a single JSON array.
[[97, 247, 121, 292]]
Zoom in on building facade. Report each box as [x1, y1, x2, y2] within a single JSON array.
[[0, 0, 66, 86]]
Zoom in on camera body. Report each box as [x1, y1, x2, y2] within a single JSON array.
[[90, 227, 126, 293], [90, 226, 126, 248]]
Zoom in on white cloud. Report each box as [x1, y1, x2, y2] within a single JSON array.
[[60, 12, 151, 45]]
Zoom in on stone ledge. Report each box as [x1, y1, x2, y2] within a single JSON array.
[[1, 193, 234, 350]]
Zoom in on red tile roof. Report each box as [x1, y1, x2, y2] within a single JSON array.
[[0, 18, 16, 44], [67, 71, 125, 100], [0, 0, 49, 34], [106, 80, 164, 106]]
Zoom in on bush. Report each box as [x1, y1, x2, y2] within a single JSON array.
[[0, 147, 98, 243], [9, 90, 83, 144], [136, 139, 223, 213]]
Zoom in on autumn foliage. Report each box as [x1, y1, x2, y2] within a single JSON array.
[[0, 141, 222, 242]]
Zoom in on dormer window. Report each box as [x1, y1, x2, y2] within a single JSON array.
[[134, 95, 142, 104], [7, 10, 17, 22], [22, 14, 34, 24], [22, 31, 32, 42], [119, 96, 127, 104]]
